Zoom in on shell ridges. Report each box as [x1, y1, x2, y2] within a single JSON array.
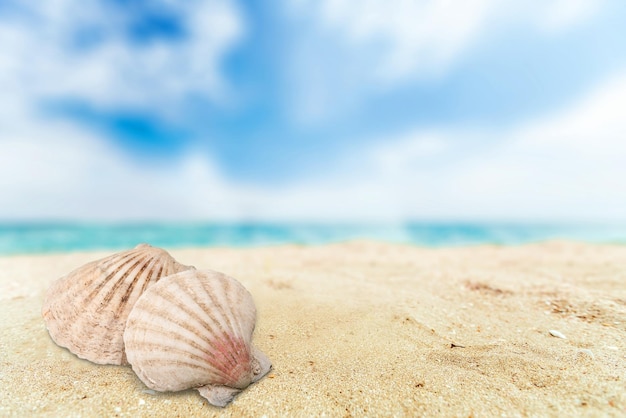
[[123, 269, 272, 406], [42, 244, 194, 365]]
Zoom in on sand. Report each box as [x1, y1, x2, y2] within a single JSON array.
[[1, 241, 625, 417]]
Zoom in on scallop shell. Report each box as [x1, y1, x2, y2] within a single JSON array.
[[42, 244, 194, 365], [123, 269, 272, 407]]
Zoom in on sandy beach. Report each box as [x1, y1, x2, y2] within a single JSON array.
[[1, 241, 625, 417]]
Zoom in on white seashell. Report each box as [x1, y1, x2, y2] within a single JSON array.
[[548, 329, 567, 339], [42, 244, 194, 365], [123, 269, 272, 407]]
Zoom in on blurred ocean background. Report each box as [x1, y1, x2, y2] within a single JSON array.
[[2, 2, 626, 249], [2, 222, 626, 255]]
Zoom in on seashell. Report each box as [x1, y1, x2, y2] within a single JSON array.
[[123, 269, 272, 407], [548, 329, 567, 339], [42, 244, 194, 365]]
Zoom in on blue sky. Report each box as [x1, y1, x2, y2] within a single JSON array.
[[2, 0, 626, 221]]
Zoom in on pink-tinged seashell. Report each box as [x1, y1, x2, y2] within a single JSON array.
[[123, 269, 272, 407], [42, 244, 194, 365]]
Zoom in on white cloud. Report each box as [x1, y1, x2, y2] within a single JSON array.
[[511, 75, 626, 158], [0, 0, 621, 222], [0, 0, 254, 221], [0, 118, 262, 221], [356, 72, 626, 221], [236, 71, 626, 222], [0, 0, 243, 117], [284, 0, 605, 124], [309, 0, 494, 81], [291, 0, 603, 80], [528, 0, 604, 33], [1, 72, 625, 221]]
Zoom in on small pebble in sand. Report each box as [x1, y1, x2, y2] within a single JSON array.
[[549, 330, 567, 339]]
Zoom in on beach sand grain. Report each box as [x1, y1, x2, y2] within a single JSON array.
[[1, 241, 625, 417]]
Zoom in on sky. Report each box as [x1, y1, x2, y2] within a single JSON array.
[[1, 0, 626, 222]]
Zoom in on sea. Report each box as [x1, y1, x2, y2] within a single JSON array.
[[1, 222, 625, 255]]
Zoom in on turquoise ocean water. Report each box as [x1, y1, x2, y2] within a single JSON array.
[[1, 223, 625, 255]]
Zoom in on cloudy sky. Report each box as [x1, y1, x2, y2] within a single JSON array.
[[1, 0, 626, 222]]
